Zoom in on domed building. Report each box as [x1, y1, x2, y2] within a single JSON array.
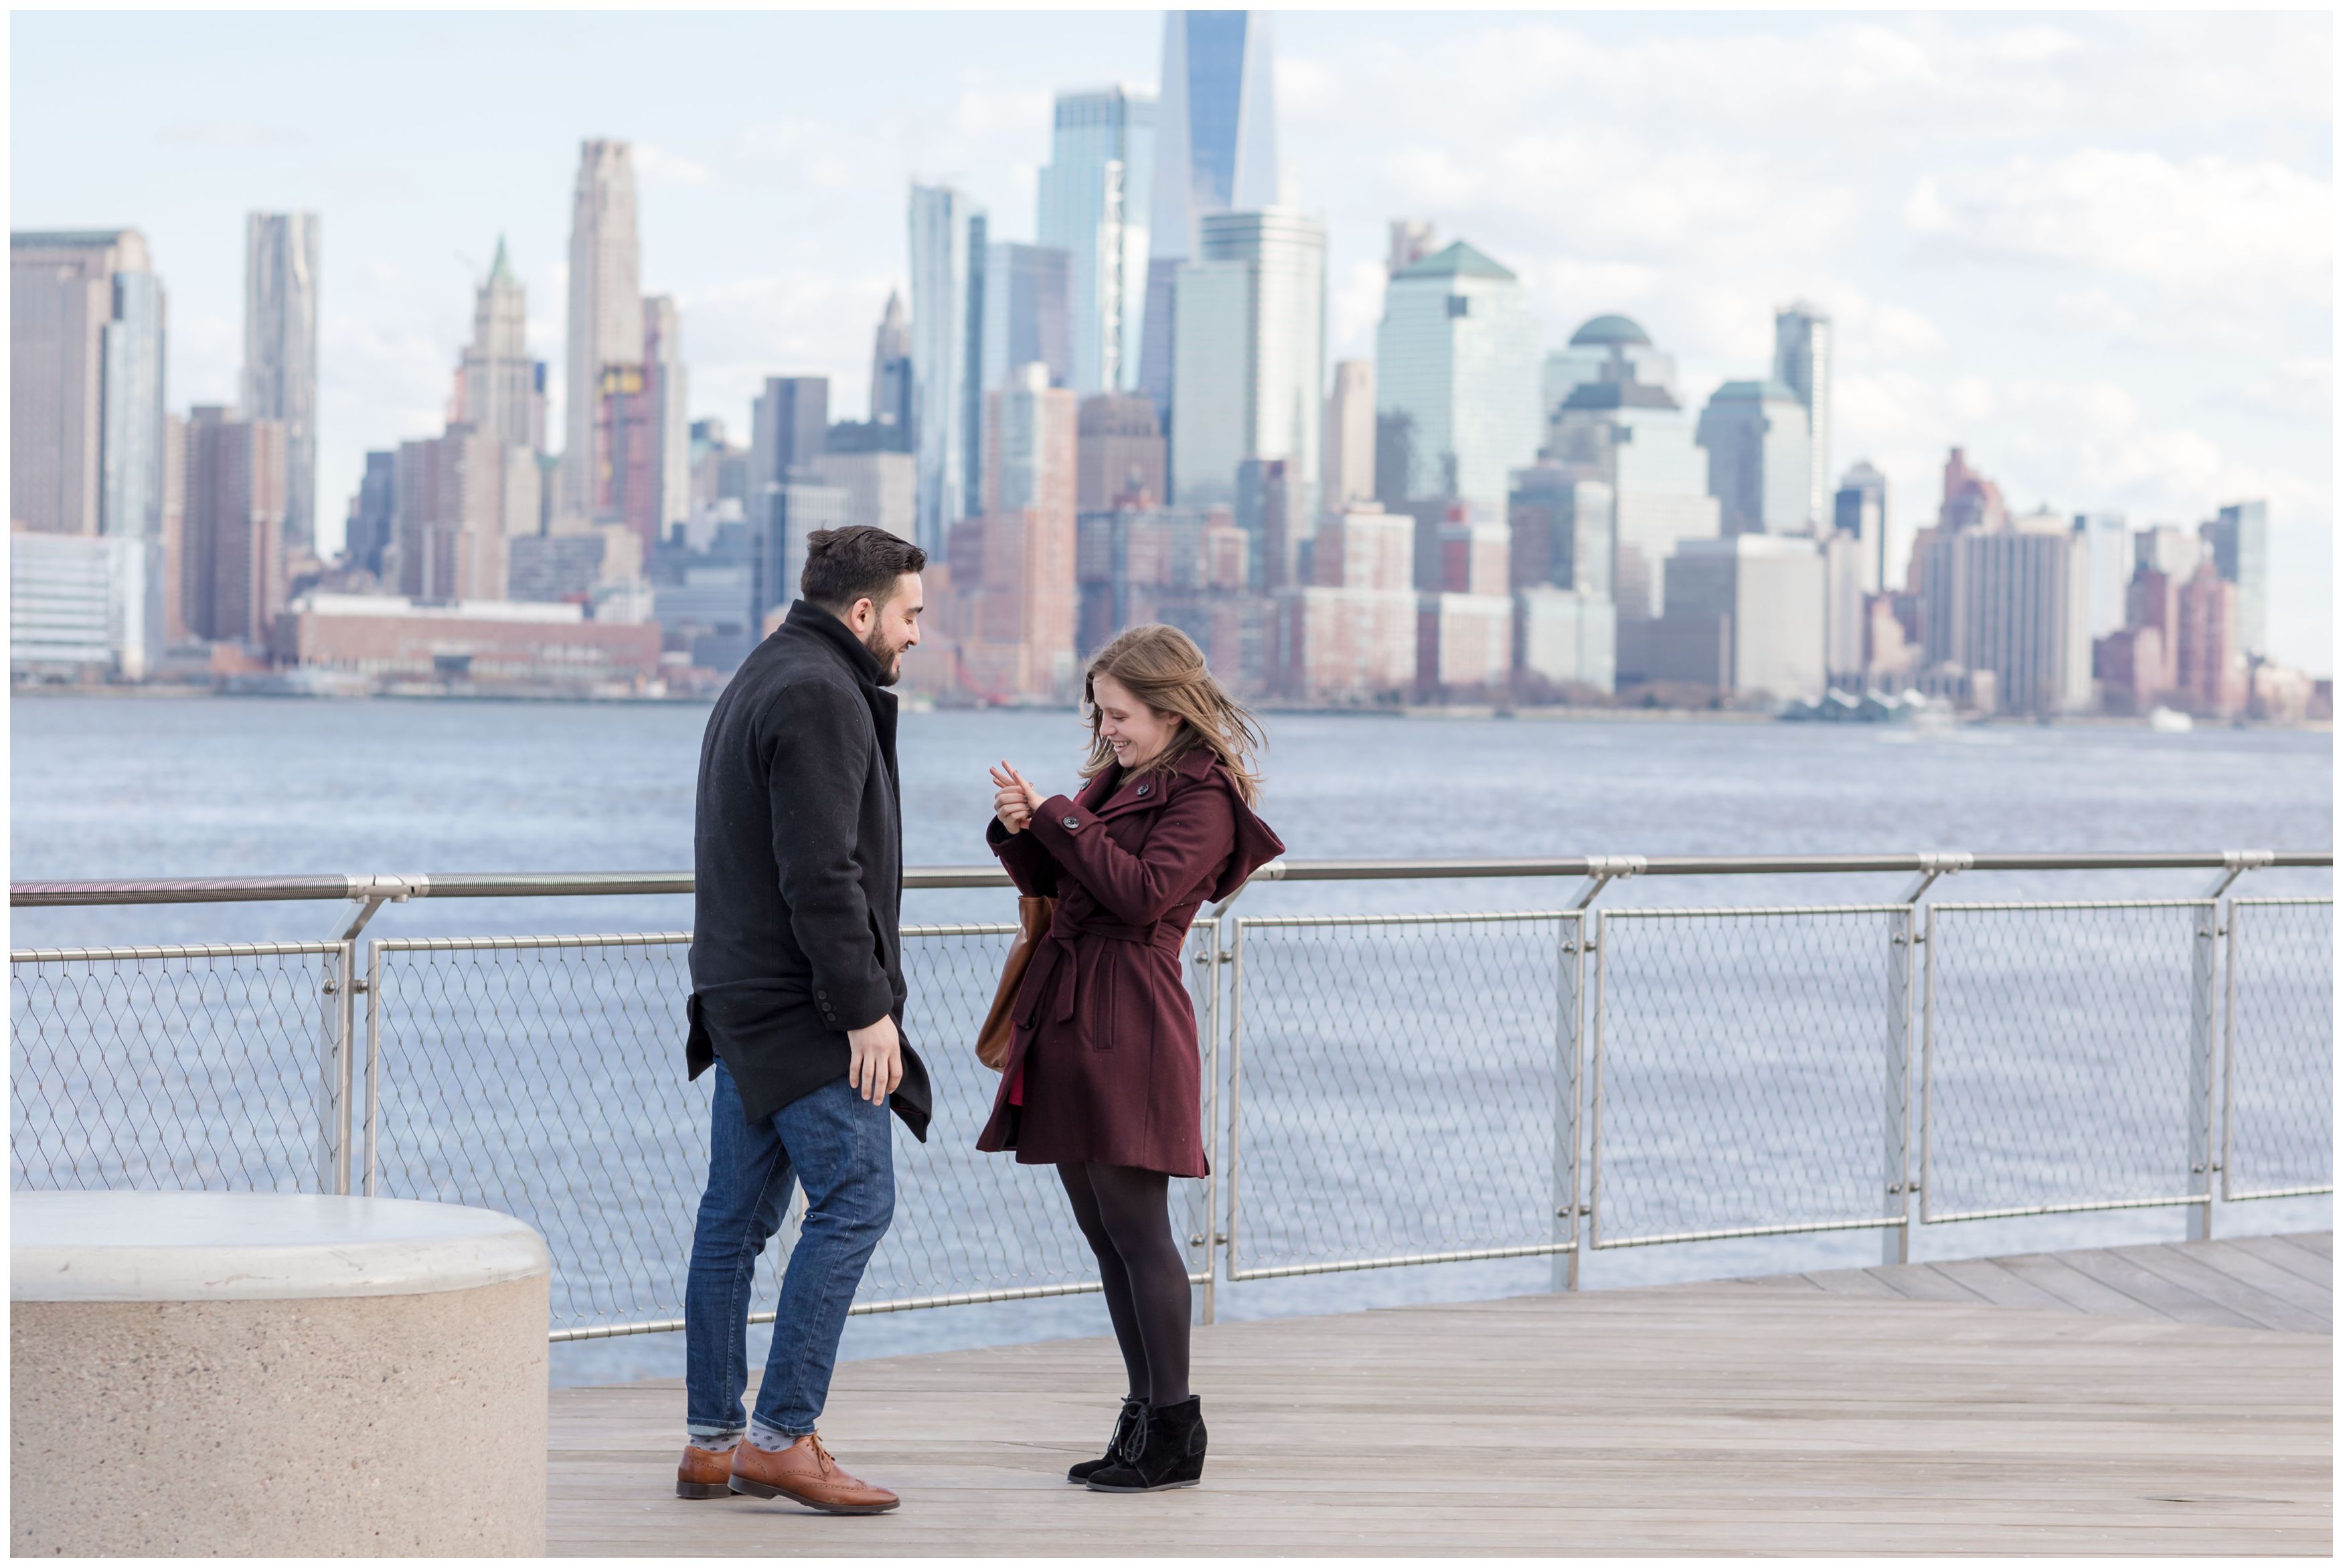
[[1522, 311, 1718, 622], [1541, 314, 1679, 420]]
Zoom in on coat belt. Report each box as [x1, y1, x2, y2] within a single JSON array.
[[1019, 913, 1183, 1032]]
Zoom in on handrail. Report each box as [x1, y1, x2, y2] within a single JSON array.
[[9, 850, 2331, 907]]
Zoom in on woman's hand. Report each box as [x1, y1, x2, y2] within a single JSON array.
[[990, 760, 1043, 835]]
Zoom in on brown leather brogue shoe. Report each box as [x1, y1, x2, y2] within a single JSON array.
[[728, 1432, 900, 1515], [677, 1442, 738, 1500]]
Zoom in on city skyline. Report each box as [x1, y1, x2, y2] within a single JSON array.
[[9, 9, 2330, 670]]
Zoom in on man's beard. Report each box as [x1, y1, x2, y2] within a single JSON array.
[[862, 624, 907, 687]]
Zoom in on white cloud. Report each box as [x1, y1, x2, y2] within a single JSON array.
[[1327, 259, 1386, 360], [156, 120, 307, 150], [633, 143, 717, 189], [1904, 149, 2331, 302], [729, 120, 858, 191]]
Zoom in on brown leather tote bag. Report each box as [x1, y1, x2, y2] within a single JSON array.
[[975, 896, 1054, 1070]]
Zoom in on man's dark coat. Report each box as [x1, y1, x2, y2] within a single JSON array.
[[685, 600, 931, 1139]]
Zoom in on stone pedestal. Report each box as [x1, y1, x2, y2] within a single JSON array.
[[12, 1191, 550, 1556]]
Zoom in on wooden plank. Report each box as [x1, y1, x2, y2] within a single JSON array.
[[2284, 1231, 2332, 1259], [1923, 1255, 2085, 1314], [1865, 1263, 1990, 1305], [2114, 1244, 2331, 1334], [1795, 1266, 1907, 1299], [2051, 1245, 2272, 1330], [2228, 1232, 2336, 1289], [544, 1243, 2332, 1558], [1988, 1251, 2176, 1320], [2184, 1240, 2335, 1322]]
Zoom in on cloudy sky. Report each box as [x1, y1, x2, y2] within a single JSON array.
[[13, 9, 2332, 669]]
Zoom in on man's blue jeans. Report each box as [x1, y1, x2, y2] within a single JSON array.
[[684, 1060, 894, 1442]]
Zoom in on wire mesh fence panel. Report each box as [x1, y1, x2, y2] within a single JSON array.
[[2225, 898, 2334, 1201], [1592, 907, 1909, 1249], [367, 924, 1214, 1338], [1921, 901, 2215, 1224], [12, 943, 345, 1195], [1227, 913, 1579, 1281], [368, 934, 704, 1333]]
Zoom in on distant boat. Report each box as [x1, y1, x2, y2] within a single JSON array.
[[2148, 707, 2194, 733]]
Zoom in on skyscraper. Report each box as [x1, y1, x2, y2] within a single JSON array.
[[1542, 314, 1676, 424], [459, 236, 537, 452], [243, 213, 320, 556], [962, 363, 1079, 701], [643, 297, 690, 543], [869, 290, 912, 430], [1648, 535, 1828, 700], [1386, 220, 1435, 276], [562, 141, 643, 521], [2073, 510, 2130, 638], [1510, 463, 1614, 598], [182, 406, 287, 643], [11, 229, 167, 542], [1833, 460, 1889, 596], [1321, 359, 1375, 507], [2174, 559, 2248, 715], [2201, 500, 2267, 659], [1772, 300, 1831, 529], [908, 183, 984, 555], [750, 376, 829, 494], [1169, 208, 1324, 507], [348, 450, 396, 577], [394, 422, 541, 603], [1943, 514, 2093, 715], [1137, 10, 1281, 427], [1544, 315, 1717, 622], [1037, 86, 1156, 396], [1696, 380, 1811, 537], [1075, 393, 1166, 510], [979, 242, 1073, 396], [1373, 240, 1540, 515]]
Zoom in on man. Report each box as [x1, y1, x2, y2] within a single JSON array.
[[677, 525, 931, 1515]]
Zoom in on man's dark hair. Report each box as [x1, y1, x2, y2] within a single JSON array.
[[800, 526, 926, 613]]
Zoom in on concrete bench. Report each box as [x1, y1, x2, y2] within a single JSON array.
[[12, 1191, 549, 1556]]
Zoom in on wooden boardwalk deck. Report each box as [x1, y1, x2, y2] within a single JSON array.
[[550, 1232, 2331, 1556]]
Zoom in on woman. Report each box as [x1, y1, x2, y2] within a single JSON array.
[[977, 624, 1284, 1494]]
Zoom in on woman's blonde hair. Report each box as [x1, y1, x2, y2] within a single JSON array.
[[1078, 624, 1265, 806]]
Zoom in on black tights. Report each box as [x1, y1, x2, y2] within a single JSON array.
[[1056, 1162, 1190, 1406]]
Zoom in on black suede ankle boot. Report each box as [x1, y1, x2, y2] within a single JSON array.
[[1084, 1396, 1206, 1492], [1066, 1397, 1145, 1484]]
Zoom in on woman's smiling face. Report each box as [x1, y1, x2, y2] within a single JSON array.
[[1091, 673, 1182, 770]]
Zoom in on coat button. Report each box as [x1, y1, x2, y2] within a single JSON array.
[[1135, 782, 1151, 796], [1061, 815, 1080, 831]]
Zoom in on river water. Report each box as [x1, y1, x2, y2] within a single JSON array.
[[10, 694, 2333, 1387]]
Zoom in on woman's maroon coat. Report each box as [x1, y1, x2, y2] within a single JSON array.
[[975, 747, 1283, 1176]]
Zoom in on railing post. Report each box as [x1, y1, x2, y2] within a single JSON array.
[[2189, 854, 2267, 1240], [1552, 912, 1585, 1292], [1886, 854, 1962, 1264], [1883, 907, 1915, 1264], [1585, 908, 1609, 1255], [319, 940, 355, 1195], [362, 939, 383, 1197], [1196, 920, 1222, 1326], [1222, 920, 1247, 1293], [2187, 899, 2219, 1241]]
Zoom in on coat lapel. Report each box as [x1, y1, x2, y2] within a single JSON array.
[[1095, 746, 1220, 820]]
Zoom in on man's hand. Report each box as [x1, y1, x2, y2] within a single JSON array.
[[846, 1014, 903, 1104]]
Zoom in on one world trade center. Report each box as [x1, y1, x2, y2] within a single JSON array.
[[1135, 9, 1281, 435]]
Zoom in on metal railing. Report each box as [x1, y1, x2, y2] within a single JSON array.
[[12, 849, 2332, 1341]]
